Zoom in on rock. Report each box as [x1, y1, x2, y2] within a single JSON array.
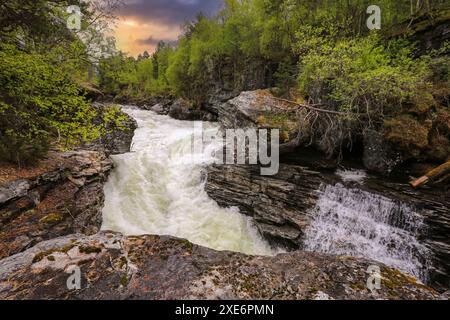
[[387, 11, 450, 56], [205, 164, 329, 249], [85, 103, 137, 156], [0, 232, 439, 300], [0, 180, 30, 204], [363, 129, 403, 174], [168, 98, 217, 121], [0, 150, 113, 260], [217, 90, 297, 130], [202, 58, 271, 122], [150, 103, 169, 115]]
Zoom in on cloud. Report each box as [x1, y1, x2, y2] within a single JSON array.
[[135, 36, 177, 46], [120, 0, 223, 27], [115, 0, 223, 56]]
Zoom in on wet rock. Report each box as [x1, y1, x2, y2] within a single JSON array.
[[150, 103, 169, 115], [0, 232, 439, 300]]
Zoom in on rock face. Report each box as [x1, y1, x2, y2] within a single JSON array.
[[205, 58, 269, 115], [205, 164, 327, 249], [0, 232, 439, 300], [388, 11, 450, 56], [0, 151, 113, 260]]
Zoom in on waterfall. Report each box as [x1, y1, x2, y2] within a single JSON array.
[[101, 107, 274, 256], [303, 183, 431, 281]]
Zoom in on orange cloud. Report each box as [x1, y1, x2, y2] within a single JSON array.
[[114, 17, 181, 56]]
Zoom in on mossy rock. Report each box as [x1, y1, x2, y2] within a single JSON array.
[[32, 244, 75, 263], [39, 213, 64, 225], [79, 245, 103, 254]]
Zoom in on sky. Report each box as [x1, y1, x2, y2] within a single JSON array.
[[114, 0, 223, 56]]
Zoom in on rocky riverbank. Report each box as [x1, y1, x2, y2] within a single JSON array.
[[0, 232, 440, 300], [0, 105, 137, 261]]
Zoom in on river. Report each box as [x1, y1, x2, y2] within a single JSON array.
[[101, 107, 274, 255]]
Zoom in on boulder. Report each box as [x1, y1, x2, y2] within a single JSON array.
[[150, 103, 169, 115], [217, 90, 296, 129], [86, 103, 137, 156], [363, 129, 403, 174]]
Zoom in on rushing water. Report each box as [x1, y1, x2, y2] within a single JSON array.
[[102, 106, 431, 279], [101, 107, 274, 256], [303, 183, 431, 281]]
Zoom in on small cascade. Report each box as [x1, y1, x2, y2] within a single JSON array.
[[303, 183, 431, 281]]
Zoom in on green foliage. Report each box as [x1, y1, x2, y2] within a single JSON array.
[[98, 43, 174, 101], [0, 44, 100, 165], [100, 104, 130, 135], [298, 34, 432, 116]]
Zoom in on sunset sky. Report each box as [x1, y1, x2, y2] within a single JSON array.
[[114, 0, 223, 56]]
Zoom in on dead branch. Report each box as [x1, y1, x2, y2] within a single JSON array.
[[272, 97, 364, 116]]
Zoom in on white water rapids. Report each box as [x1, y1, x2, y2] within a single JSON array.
[[101, 107, 274, 255]]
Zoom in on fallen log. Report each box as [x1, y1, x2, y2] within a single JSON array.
[[410, 161, 450, 188]]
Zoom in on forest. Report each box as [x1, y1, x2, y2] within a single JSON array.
[[1, 0, 449, 168]]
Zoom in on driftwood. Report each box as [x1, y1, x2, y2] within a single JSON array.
[[410, 161, 450, 188]]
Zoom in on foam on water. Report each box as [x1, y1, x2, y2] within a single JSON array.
[[303, 183, 431, 281], [101, 107, 274, 255]]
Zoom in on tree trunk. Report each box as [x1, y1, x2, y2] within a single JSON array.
[[410, 161, 450, 188]]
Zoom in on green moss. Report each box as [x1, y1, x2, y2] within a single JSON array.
[[383, 115, 430, 157], [39, 213, 64, 225], [119, 275, 129, 287], [32, 244, 75, 263], [180, 239, 194, 253], [79, 245, 103, 254], [382, 268, 419, 290], [119, 256, 128, 269]]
